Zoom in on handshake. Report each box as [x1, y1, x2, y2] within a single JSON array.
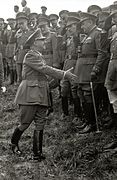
[[63, 67, 78, 84]]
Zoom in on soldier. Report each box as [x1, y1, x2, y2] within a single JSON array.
[[74, 12, 109, 133], [28, 12, 38, 31], [87, 5, 102, 16], [15, 12, 33, 83], [14, 5, 20, 16], [49, 14, 59, 33], [60, 15, 82, 121], [10, 28, 77, 160], [21, 0, 31, 16], [104, 10, 117, 150], [5, 18, 17, 85], [40, 6, 47, 17]]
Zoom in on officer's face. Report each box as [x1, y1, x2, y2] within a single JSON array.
[[29, 18, 37, 28], [39, 24, 49, 34], [67, 23, 77, 35], [8, 21, 16, 29], [17, 19, 28, 31], [51, 19, 58, 27], [81, 19, 93, 34], [90, 10, 100, 17]]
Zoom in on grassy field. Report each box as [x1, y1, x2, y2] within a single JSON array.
[[0, 85, 117, 180]]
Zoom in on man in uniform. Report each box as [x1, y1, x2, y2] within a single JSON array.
[[60, 14, 82, 121], [87, 5, 102, 16], [74, 12, 108, 133], [40, 6, 47, 17], [21, 0, 31, 16], [28, 12, 38, 31], [10, 28, 77, 160], [5, 18, 17, 84], [49, 14, 59, 33], [15, 12, 33, 83]]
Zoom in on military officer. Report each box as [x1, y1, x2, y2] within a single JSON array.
[[15, 12, 33, 83], [40, 6, 48, 17], [74, 12, 109, 133], [21, 0, 31, 16], [5, 18, 17, 84], [49, 14, 59, 33], [60, 15, 82, 121], [10, 28, 77, 161], [28, 12, 38, 31], [87, 5, 102, 16]]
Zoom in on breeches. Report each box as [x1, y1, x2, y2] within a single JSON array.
[[18, 105, 47, 131]]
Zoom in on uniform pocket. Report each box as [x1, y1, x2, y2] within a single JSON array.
[[26, 80, 46, 103]]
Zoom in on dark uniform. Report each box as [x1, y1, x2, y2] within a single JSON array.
[[74, 12, 109, 133], [10, 29, 77, 160], [5, 18, 17, 84], [60, 15, 82, 120]]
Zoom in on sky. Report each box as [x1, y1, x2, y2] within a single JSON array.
[[0, 0, 116, 21]]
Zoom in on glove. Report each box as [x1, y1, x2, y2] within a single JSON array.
[[1, 87, 6, 93], [90, 71, 98, 82]]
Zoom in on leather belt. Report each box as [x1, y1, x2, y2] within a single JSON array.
[[79, 54, 97, 58]]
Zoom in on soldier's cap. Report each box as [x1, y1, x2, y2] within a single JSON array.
[[7, 18, 16, 22], [41, 6, 47, 10], [49, 14, 59, 21], [66, 16, 80, 27], [24, 28, 45, 48], [37, 16, 50, 26], [68, 12, 80, 18], [28, 12, 38, 19], [79, 12, 97, 23], [59, 10, 69, 17], [87, 5, 102, 13], [109, 4, 117, 12], [16, 12, 29, 21], [0, 18, 4, 22], [98, 11, 110, 21]]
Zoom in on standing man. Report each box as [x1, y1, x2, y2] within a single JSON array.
[[14, 5, 20, 16], [10, 29, 77, 161], [49, 14, 59, 33], [40, 6, 48, 18], [21, 0, 31, 16], [74, 12, 108, 133], [15, 12, 32, 83], [5, 18, 17, 85], [60, 14, 82, 121]]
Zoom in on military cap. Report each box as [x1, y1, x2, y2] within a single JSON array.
[[59, 10, 69, 18], [98, 11, 110, 21], [28, 12, 38, 19], [79, 12, 97, 23], [0, 18, 4, 22], [66, 16, 80, 27], [24, 28, 42, 47], [41, 6, 47, 10], [49, 14, 59, 21], [68, 12, 80, 18], [16, 12, 28, 20], [109, 4, 117, 13], [87, 5, 102, 13], [7, 18, 16, 22], [37, 16, 50, 26]]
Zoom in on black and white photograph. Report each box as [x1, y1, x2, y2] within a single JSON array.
[[0, 0, 117, 179]]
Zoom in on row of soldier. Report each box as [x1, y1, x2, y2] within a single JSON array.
[[0, 1, 117, 150]]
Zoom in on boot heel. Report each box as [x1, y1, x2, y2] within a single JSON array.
[[9, 143, 22, 155]]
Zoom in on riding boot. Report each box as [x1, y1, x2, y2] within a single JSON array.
[[33, 130, 45, 161], [61, 97, 68, 116], [10, 127, 23, 154]]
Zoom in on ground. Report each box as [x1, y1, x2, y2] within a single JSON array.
[[0, 85, 117, 180]]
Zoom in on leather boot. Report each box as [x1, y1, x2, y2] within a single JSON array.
[[61, 97, 68, 116], [33, 130, 45, 161], [10, 127, 23, 154], [79, 103, 96, 134]]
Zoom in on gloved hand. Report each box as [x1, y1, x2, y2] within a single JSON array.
[[91, 71, 98, 82], [64, 67, 78, 84], [1, 87, 6, 93]]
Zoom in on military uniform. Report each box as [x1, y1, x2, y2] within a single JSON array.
[[10, 29, 76, 159], [15, 12, 33, 83], [74, 13, 109, 133], [5, 18, 17, 84]]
